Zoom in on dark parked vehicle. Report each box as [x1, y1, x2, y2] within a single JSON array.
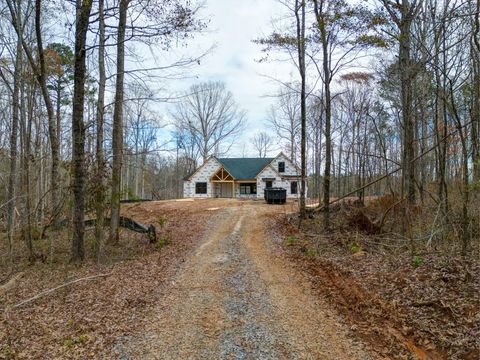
[[264, 187, 287, 204]]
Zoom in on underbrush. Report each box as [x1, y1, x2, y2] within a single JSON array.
[[272, 197, 480, 359]]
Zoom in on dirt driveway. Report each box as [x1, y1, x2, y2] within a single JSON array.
[[116, 200, 376, 359]]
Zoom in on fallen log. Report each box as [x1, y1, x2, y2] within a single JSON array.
[[42, 217, 157, 243], [6, 273, 112, 311], [119, 199, 152, 203]]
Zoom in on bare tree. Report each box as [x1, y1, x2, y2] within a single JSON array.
[[311, 0, 376, 228], [251, 132, 273, 157], [295, 0, 307, 219], [266, 86, 301, 162], [378, 0, 421, 211], [70, 0, 94, 262], [123, 83, 162, 199], [6, 0, 61, 225], [94, 0, 106, 258], [109, 0, 130, 245], [470, 0, 480, 183], [5, 0, 23, 259], [108, 0, 206, 243], [172, 81, 245, 163]]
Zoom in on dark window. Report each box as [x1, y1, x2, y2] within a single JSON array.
[[266, 181, 272, 188], [278, 161, 285, 173], [290, 181, 298, 194], [240, 183, 257, 195], [195, 182, 207, 194]]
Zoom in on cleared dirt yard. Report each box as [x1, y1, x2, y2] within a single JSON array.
[[116, 200, 374, 359], [2, 198, 475, 359]]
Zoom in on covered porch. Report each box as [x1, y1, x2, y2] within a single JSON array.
[[211, 167, 235, 198]]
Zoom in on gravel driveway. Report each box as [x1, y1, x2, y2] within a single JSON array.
[[115, 203, 376, 360]]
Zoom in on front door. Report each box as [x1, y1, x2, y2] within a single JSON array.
[[220, 182, 233, 198]]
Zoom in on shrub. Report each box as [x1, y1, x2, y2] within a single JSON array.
[[350, 243, 362, 254], [156, 236, 170, 250], [157, 217, 168, 228], [286, 235, 298, 246], [63, 335, 89, 349], [306, 248, 318, 257], [412, 255, 423, 268]]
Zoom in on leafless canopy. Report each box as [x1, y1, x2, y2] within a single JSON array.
[[251, 131, 273, 158], [172, 81, 245, 162]]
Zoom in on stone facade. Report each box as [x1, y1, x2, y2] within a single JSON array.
[[183, 153, 305, 199], [183, 157, 222, 198], [256, 153, 301, 199]]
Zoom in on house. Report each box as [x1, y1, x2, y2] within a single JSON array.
[[183, 152, 304, 199]]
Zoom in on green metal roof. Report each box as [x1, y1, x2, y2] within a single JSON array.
[[217, 157, 274, 180]]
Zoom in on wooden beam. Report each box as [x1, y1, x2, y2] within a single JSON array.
[[210, 166, 235, 182]]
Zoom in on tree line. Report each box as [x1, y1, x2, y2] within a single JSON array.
[[257, 0, 479, 254], [0, 0, 478, 263], [0, 0, 208, 262]]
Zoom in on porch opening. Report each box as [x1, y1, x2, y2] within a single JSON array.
[[211, 167, 235, 198]]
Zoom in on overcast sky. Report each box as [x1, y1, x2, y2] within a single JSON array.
[[159, 0, 299, 157]]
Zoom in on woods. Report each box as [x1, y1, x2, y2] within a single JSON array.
[[0, 0, 477, 266], [0, 0, 477, 272], [257, 0, 479, 253], [0, 0, 207, 262], [0, 0, 478, 358]]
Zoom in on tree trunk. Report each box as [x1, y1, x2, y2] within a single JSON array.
[[471, 0, 480, 183], [312, 0, 332, 229], [295, 0, 307, 219], [56, 78, 62, 157], [110, 0, 129, 244], [71, 0, 94, 262], [20, 72, 34, 261], [6, 1, 23, 259], [321, 20, 332, 229], [448, 80, 471, 255], [399, 4, 415, 207], [94, 0, 106, 259], [34, 0, 61, 223]]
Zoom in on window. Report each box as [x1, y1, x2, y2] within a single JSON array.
[[240, 183, 257, 195], [266, 181, 272, 188], [278, 161, 285, 173], [195, 182, 207, 194], [290, 181, 298, 194]]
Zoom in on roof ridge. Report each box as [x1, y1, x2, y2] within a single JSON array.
[[216, 157, 274, 180], [217, 157, 274, 159]]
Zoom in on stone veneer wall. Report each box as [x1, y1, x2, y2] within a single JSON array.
[[183, 158, 221, 198]]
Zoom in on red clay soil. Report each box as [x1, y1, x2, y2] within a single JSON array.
[[268, 214, 479, 360]]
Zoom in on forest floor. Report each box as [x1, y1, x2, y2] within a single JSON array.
[[0, 198, 478, 359], [276, 200, 479, 360]]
